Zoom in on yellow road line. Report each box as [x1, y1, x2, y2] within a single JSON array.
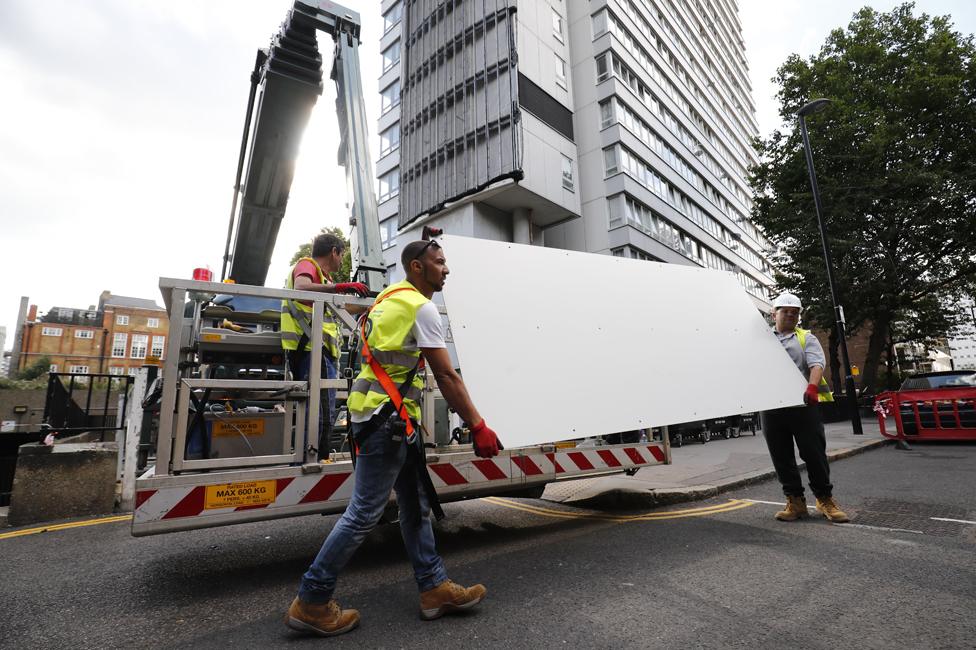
[[629, 500, 754, 521], [0, 514, 132, 541], [483, 497, 747, 520], [483, 497, 753, 522]]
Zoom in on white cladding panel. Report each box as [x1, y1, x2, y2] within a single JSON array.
[[440, 235, 806, 449]]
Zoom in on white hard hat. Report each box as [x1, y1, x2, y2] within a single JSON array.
[[772, 292, 803, 311]]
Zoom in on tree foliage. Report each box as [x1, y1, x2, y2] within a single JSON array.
[[17, 355, 51, 381], [289, 226, 353, 281], [751, 3, 976, 395]]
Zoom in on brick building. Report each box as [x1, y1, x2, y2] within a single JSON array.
[[14, 291, 168, 377]]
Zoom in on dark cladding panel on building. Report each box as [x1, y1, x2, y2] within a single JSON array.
[[398, 0, 521, 229]]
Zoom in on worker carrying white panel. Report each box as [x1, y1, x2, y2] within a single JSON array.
[[439, 235, 806, 449]]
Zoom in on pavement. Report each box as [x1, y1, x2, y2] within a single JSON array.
[[542, 416, 889, 509]]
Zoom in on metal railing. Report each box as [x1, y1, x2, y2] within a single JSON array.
[[875, 388, 976, 441], [42, 373, 134, 440]]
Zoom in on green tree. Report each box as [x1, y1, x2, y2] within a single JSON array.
[[17, 355, 51, 380], [750, 3, 976, 395], [289, 226, 353, 281]]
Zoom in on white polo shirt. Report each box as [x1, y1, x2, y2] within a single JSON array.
[[774, 327, 826, 380]]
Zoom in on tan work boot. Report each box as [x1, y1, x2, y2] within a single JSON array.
[[419, 580, 487, 620], [775, 496, 809, 521], [816, 496, 850, 523], [284, 597, 360, 637]]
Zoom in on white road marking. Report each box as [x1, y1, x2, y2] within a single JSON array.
[[884, 538, 920, 547], [741, 499, 975, 531], [930, 517, 976, 526], [841, 523, 924, 535]]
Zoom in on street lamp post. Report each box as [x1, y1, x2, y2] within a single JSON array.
[[797, 98, 863, 435]]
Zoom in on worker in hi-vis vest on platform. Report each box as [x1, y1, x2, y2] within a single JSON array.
[[285, 235, 503, 637], [762, 292, 850, 524], [281, 232, 368, 456]]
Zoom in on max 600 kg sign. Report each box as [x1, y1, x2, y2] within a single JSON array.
[[204, 480, 276, 510]]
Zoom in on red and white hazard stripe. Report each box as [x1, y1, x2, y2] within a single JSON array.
[[133, 443, 666, 533], [135, 472, 354, 523], [426, 444, 665, 489]]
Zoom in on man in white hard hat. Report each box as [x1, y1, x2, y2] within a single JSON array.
[[762, 291, 849, 523]]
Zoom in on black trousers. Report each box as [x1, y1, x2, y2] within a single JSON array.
[[761, 405, 833, 499]]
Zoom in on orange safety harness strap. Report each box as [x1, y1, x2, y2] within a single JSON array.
[[359, 286, 424, 439], [353, 285, 445, 521]]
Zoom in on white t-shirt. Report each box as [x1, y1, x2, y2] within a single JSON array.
[[403, 301, 446, 350]]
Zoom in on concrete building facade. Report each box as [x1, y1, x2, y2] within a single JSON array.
[[948, 302, 976, 371], [14, 292, 168, 377], [948, 335, 976, 371], [374, 0, 774, 305], [0, 326, 7, 377]]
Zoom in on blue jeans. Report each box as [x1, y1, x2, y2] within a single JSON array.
[[294, 352, 336, 455], [298, 415, 448, 604]]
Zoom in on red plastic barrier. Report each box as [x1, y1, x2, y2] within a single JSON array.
[[874, 387, 976, 441]]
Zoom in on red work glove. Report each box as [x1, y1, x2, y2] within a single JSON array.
[[803, 383, 820, 406], [470, 419, 504, 458], [334, 282, 369, 297]]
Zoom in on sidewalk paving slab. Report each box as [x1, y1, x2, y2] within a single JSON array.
[[541, 418, 889, 509]]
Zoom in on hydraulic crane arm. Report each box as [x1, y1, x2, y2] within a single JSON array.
[[222, 0, 385, 291]]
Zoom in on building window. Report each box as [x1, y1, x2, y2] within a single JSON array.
[[380, 124, 400, 157], [552, 9, 564, 41], [629, 247, 659, 262], [592, 10, 608, 38], [381, 81, 400, 114], [382, 40, 400, 73], [116, 315, 129, 326], [147, 317, 160, 328], [57, 308, 73, 319], [595, 52, 610, 82], [380, 218, 398, 250], [41, 327, 62, 337], [603, 147, 619, 175], [383, 2, 401, 33], [151, 336, 166, 359], [68, 365, 89, 375], [130, 334, 148, 359], [75, 329, 94, 339], [562, 155, 574, 191], [49, 364, 58, 373], [109, 367, 124, 376], [378, 170, 399, 203], [127, 367, 139, 377], [112, 333, 128, 358], [607, 195, 626, 228], [599, 100, 614, 129], [555, 54, 567, 89]]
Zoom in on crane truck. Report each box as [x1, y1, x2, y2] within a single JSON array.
[[132, 0, 668, 536]]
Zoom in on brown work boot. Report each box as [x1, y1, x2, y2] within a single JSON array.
[[284, 597, 360, 637], [816, 496, 850, 523], [775, 495, 809, 521], [419, 580, 487, 620]]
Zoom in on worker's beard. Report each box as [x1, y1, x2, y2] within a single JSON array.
[[424, 268, 444, 292]]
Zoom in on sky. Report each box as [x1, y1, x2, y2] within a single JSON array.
[[1, 0, 974, 352]]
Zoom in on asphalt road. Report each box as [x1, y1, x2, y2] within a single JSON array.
[[1, 443, 974, 649]]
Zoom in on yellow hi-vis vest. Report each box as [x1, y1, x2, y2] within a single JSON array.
[[347, 280, 427, 422], [280, 257, 340, 360], [795, 327, 835, 403]]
